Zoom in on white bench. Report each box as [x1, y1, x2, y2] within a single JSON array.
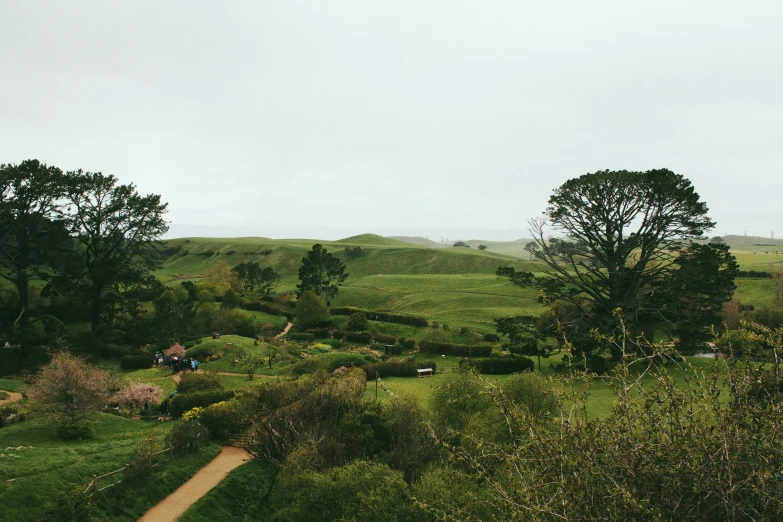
[[416, 368, 433, 378]]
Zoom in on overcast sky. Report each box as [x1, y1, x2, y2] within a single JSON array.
[[1, 1, 781, 241]]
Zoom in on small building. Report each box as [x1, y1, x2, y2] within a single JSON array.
[[416, 368, 433, 378]]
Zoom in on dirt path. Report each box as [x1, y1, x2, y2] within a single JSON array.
[[274, 321, 293, 340], [0, 390, 22, 406], [138, 446, 249, 522]]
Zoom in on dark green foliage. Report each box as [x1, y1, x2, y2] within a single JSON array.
[[219, 288, 241, 309], [373, 333, 396, 344], [120, 354, 153, 370], [402, 338, 416, 351], [332, 330, 373, 343], [241, 300, 293, 319], [165, 419, 211, 452], [483, 332, 500, 342], [210, 308, 257, 337], [177, 372, 224, 394], [452, 241, 469, 247], [39, 487, 96, 522], [331, 307, 429, 327], [198, 400, 250, 440], [344, 245, 363, 258], [168, 390, 235, 418], [232, 262, 280, 294], [272, 460, 424, 522], [296, 243, 348, 304], [289, 332, 315, 342], [287, 357, 328, 376], [361, 360, 437, 379], [418, 340, 492, 356], [459, 357, 534, 374], [56, 421, 95, 440], [347, 311, 368, 331], [478, 244, 487, 250], [501, 169, 735, 355], [294, 290, 329, 329], [304, 328, 330, 338], [502, 372, 557, 417], [747, 307, 783, 328]]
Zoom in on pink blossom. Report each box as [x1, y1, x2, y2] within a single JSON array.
[[113, 381, 163, 411], [164, 343, 186, 358]]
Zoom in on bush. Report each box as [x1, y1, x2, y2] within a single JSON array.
[[385, 343, 403, 355], [331, 307, 429, 327], [403, 339, 417, 351], [459, 357, 534, 374], [332, 330, 373, 343], [373, 333, 396, 344], [184, 343, 220, 360], [177, 372, 224, 394], [0, 403, 26, 428], [199, 400, 250, 440], [39, 487, 96, 522], [483, 333, 501, 342], [321, 338, 343, 349], [289, 332, 315, 343], [419, 341, 492, 357], [169, 389, 235, 418], [361, 360, 437, 379], [210, 308, 258, 337], [347, 312, 369, 332], [56, 421, 95, 440], [305, 328, 330, 338], [165, 419, 211, 453], [287, 357, 328, 376], [120, 354, 153, 370], [502, 372, 558, 417]]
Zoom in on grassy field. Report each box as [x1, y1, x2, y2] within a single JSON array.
[[0, 411, 219, 522]]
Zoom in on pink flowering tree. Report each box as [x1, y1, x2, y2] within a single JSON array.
[[164, 343, 185, 358], [25, 351, 119, 425], [113, 381, 163, 413]]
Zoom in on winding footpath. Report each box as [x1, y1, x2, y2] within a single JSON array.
[[0, 390, 22, 406], [138, 446, 250, 522]]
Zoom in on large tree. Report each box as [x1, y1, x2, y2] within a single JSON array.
[[499, 169, 736, 351], [0, 160, 70, 329], [296, 243, 348, 304], [64, 171, 168, 340], [233, 261, 280, 295]]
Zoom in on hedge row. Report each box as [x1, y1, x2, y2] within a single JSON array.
[[373, 333, 396, 344], [736, 270, 771, 279], [419, 340, 492, 357], [361, 360, 437, 380], [169, 389, 236, 418], [242, 300, 295, 319], [305, 328, 330, 338], [461, 357, 534, 374], [332, 330, 373, 343], [330, 307, 429, 327], [289, 332, 315, 342], [120, 355, 153, 370]]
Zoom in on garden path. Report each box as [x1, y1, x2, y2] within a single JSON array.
[[273, 321, 293, 340], [138, 445, 249, 522], [0, 390, 22, 406]]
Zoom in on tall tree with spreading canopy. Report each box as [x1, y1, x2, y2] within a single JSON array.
[[0, 160, 70, 330], [296, 243, 348, 305], [64, 171, 168, 340], [499, 169, 736, 352]]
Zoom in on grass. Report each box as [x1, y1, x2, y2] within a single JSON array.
[[0, 377, 23, 393], [0, 411, 209, 522], [179, 459, 277, 522]]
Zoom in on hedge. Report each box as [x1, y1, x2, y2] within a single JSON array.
[[460, 357, 534, 374], [330, 307, 429, 327], [419, 341, 492, 357], [373, 333, 396, 344], [289, 333, 315, 342], [305, 328, 330, 338], [242, 300, 295, 319], [361, 360, 437, 380], [120, 355, 153, 370], [332, 330, 373, 343], [169, 389, 236, 418]]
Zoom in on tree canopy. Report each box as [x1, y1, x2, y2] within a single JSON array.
[[296, 243, 348, 304], [499, 169, 737, 352]]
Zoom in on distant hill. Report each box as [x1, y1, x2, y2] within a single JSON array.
[[715, 235, 783, 251], [388, 236, 448, 248]]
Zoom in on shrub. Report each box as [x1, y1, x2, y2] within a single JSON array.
[[361, 360, 437, 379], [38, 487, 96, 522], [287, 357, 328, 376], [347, 312, 369, 331], [483, 333, 501, 342], [119, 354, 152, 370], [169, 389, 235, 418], [210, 308, 258, 337], [331, 307, 429, 327], [403, 339, 417, 351], [502, 372, 558, 417], [165, 419, 210, 453], [332, 330, 373, 343], [295, 290, 329, 328], [459, 357, 534, 374], [321, 338, 343, 349], [419, 341, 492, 357], [177, 372, 224, 394], [305, 328, 330, 338], [56, 421, 94, 440], [113, 382, 163, 412], [199, 400, 250, 440], [373, 333, 396, 344]]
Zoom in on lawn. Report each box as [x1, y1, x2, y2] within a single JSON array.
[[0, 411, 218, 522]]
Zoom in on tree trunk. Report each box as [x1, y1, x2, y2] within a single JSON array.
[[91, 283, 103, 342], [15, 269, 30, 329]]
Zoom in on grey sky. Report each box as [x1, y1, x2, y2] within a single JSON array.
[[1, 1, 781, 241]]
